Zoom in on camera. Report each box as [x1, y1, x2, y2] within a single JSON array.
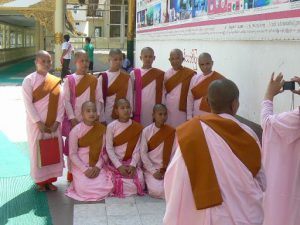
[[283, 81, 295, 91]]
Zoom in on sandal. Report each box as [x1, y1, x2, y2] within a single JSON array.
[[46, 183, 58, 191], [37, 185, 46, 192]]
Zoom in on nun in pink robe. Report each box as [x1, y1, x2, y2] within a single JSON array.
[[65, 122, 114, 201], [22, 72, 64, 183], [106, 119, 145, 197], [140, 123, 177, 199], [98, 70, 133, 124], [63, 73, 104, 123], [186, 73, 209, 120], [130, 68, 166, 127], [164, 68, 188, 127], [261, 100, 300, 225], [163, 114, 266, 225]]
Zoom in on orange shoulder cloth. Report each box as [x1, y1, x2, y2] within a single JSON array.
[[32, 74, 61, 128], [164, 67, 195, 112], [78, 122, 106, 167], [75, 74, 97, 103], [147, 124, 175, 173], [113, 121, 143, 161], [177, 113, 261, 210], [191, 71, 224, 112], [107, 72, 130, 119], [142, 68, 164, 104]]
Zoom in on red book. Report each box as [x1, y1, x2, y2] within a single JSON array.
[[38, 137, 61, 168]]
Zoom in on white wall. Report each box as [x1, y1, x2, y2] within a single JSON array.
[[71, 5, 88, 21], [76, 21, 89, 35], [135, 40, 300, 124]]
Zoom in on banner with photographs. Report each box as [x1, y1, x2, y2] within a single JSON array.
[[136, 0, 300, 40]]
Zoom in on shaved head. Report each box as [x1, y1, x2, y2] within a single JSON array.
[[109, 48, 122, 57], [36, 50, 51, 60], [208, 79, 239, 115], [153, 104, 167, 113], [114, 98, 130, 108], [81, 101, 96, 112], [170, 48, 183, 57], [141, 47, 154, 55], [75, 50, 87, 60], [198, 52, 212, 61]]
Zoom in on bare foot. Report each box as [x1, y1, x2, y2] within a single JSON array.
[[37, 185, 46, 192], [46, 183, 58, 191]]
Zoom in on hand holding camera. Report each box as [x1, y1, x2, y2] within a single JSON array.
[[265, 73, 300, 101], [264, 73, 284, 101], [291, 76, 300, 95]]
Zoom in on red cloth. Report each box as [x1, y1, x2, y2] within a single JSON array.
[[36, 177, 57, 186]]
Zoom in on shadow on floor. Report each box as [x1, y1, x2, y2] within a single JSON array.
[[0, 177, 52, 225]]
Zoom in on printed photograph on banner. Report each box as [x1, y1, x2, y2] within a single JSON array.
[[136, 0, 300, 41], [207, 0, 227, 14], [253, 0, 288, 7], [169, 0, 193, 21], [146, 3, 162, 26], [192, 0, 208, 17], [137, 9, 147, 28]]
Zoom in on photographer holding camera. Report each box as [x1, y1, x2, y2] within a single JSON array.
[[261, 73, 300, 225]]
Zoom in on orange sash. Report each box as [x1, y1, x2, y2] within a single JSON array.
[[177, 114, 261, 210], [75, 74, 97, 103], [191, 71, 224, 112], [142, 68, 164, 104], [147, 125, 175, 173], [78, 122, 106, 167], [32, 74, 61, 129], [107, 72, 130, 119], [165, 67, 195, 112], [113, 121, 143, 161]]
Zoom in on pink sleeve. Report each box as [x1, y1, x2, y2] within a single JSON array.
[[261, 100, 300, 142], [63, 79, 75, 120], [164, 149, 187, 225], [130, 135, 141, 167], [56, 86, 65, 123], [105, 124, 122, 168], [22, 76, 41, 123], [127, 77, 134, 112], [69, 126, 89, 173], [95, 134, 106, 169], [186, 76, 195, 120], [130, 71, 136, 112], [170, 136, 178, 161], [96, 79, 105, 122], [161, 87, 166, 105], [140, 130, 156, 174]]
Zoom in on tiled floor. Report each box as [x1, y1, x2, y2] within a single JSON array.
[[47, 173, 165, 225], [73, 196, 165, 225]]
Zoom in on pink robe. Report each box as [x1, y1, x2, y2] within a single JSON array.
[[140, 123, 177, 198], [63, 73, 104, 122], [261, 100, 300, 225], [22, 72, 64, 183], [187, 72, 214, 120], [130, 68, 166, 127], [98, 70, 133, 124], [65, 122, 114, 201], [164, 68, 188, 127], [163, 114, 265, 225], [106, 119, 144, 197]]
